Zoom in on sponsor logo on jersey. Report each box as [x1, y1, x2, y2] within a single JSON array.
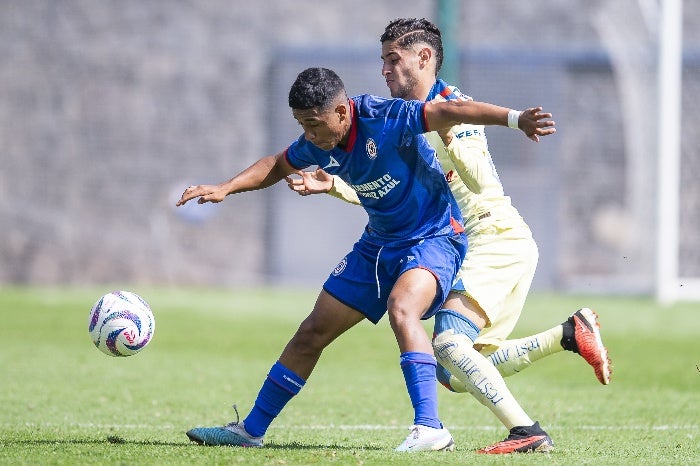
[[323, 156, 340, 170], [453, 128, 482, 139], [366, 138, 377, 159], [350, 173, 401, 200], [332, 257, 347, 276]]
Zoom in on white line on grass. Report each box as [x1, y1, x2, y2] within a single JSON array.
[[12, 423, 699, 431]]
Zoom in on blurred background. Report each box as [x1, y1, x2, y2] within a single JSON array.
[[1, 0, 698, 303]]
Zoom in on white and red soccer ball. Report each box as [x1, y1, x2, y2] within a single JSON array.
[[88, 291, 154, 357]]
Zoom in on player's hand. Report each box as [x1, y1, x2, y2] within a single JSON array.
[[518, 107, 556, 142], [285, 169, 334, 196], [176, 184, 228, 206], [436, 128, 454, 146]]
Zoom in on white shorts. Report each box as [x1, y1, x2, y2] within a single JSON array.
[[452, 219, 538, 351]]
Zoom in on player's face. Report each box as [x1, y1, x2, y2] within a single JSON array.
[[381, 41, 421, 100], [292, 104, 348, 151]]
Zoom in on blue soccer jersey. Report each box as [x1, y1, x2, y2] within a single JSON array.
[[285, 95, 464, 245]]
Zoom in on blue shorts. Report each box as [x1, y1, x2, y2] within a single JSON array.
[[323, 232, 467, 324]]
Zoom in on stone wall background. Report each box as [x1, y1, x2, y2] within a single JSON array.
[[1, 0, 698, 292]]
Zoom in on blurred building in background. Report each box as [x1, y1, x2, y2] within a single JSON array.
[[1, 1, 698, 300]]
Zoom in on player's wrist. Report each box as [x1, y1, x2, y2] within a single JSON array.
[[327, 176, 337, 194], [507, 109, 521, 129]]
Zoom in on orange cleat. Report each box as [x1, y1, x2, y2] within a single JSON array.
[[477, 421, 553, 454], [566, 308, 612, 385]]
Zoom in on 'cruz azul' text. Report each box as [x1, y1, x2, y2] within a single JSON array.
[[351, 173, 401, 199]]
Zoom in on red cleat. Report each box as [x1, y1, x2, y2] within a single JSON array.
[[477, 422, 553, 454], [568, 308, 612, 385]]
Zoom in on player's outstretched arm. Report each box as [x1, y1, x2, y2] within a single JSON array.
[[177, 150, 294, 206], [424, 100, 556, 142]]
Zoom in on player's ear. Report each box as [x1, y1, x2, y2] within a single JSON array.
[[335, 102, 348, 121], [418, 47, 432, 67]]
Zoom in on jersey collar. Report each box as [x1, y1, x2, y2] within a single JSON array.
[[340, 98, 358, 153]]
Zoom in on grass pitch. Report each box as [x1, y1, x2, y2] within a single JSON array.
[[0, 287, 698, 465]]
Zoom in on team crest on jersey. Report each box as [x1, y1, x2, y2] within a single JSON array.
[[366, 138, 377, 159], [332, 257, 348, 276]]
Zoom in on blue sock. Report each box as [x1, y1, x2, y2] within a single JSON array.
[[434, 309, 480, 342], [243, 361, 306, 437], [400, 351, 442, 429]]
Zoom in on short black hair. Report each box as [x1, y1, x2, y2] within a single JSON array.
[[288, 67, 347, 110], [381, 18, 444, 74]]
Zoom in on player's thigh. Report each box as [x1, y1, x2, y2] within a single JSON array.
[[384, 233, 464, 321], [295, 289, 366, 347], [471, 235, 538, 348], [461, 232, 537, 323], [387, 268, 438, 321]]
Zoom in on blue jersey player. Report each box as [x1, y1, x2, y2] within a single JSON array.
[[177, 67, 556, 452]]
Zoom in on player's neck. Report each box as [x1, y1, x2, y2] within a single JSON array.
[[409, 80, 433, 102]]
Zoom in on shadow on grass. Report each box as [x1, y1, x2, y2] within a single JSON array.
[[4, 436, 383, 451], [2, 438, 186, 448]]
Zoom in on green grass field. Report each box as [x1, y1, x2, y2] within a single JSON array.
[[1, 287, 698, 465]]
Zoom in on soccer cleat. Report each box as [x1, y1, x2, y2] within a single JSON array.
[[562, 308, 612, 385], [186, 405, 263, 447], [395, 424, 455, 452], [477, 421, 553, 454]]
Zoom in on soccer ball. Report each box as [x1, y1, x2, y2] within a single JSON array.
[[88, 291, 155, 357]]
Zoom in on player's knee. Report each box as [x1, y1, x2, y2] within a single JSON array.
[[386, 298, 419, 330], [434, 309, 481, 339], [289, 318, 330, 355], [432, 309, 481, 360]]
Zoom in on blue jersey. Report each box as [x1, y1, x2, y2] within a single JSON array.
[[285, 95, 464, 245]]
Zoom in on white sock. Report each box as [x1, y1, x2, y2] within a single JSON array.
[[434, 330, 534, 430], [484, 325, 564, 377]]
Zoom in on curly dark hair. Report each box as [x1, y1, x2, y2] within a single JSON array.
[[381, 18, 444, 74], [288, 67, 347, 110]]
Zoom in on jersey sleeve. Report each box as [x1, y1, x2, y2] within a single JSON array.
[[404, 100, 428, 135], [284, 135, 316, 170], [328, 176, 361, 205], [427, 90, 491, 194], [441, 125, 491, 194]]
